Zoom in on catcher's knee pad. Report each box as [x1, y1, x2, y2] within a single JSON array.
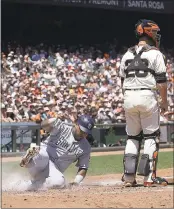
[[143, 129, 160, 144], [123, 153, 138, 175], [137, 154, 150, 176], [127, 131, 143, 142]]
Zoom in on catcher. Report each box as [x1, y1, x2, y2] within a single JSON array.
[[20, 114, 94, 190], [119, 19, 168, 187]]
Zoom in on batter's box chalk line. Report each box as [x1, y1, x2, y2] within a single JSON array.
[[81, 179, 123, 187]]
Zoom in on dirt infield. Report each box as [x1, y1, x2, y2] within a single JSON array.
[[2, 149, 174, 208], [2, 168, 174, 208]]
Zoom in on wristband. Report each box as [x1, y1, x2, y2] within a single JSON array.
[[73, 175, 84, 184]]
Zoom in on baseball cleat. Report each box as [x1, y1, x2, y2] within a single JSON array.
[[20, 143, 40, 167], [121, 174, 137, 187], [144, 177, 168, 187], [123, 180, 137, 187]]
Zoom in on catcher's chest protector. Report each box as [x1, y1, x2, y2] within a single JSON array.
[[124, 45, 158, 79]]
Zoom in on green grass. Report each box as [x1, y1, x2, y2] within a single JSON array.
[[2, 151, 173, 180]]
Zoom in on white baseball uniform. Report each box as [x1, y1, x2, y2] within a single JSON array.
[[26, 118, 91, 189], [119, 44, 166, 183]]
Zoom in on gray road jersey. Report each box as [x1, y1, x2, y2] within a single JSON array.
[[44, 118, 91, 173]]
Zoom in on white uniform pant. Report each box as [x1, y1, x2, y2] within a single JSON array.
[[26, 144, 65, 189], [123, 90, 160, 183]]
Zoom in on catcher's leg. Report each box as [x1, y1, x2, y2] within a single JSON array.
[[139, 99, 168, 187], [122, 132, 142, 187], [137, 130, 168, 187], [122, 108, 143, 187]]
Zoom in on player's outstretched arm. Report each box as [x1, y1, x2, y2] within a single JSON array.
[[69, 168, 87, 187], [41, 112, 71, 132], [41, 118, 57, 132]]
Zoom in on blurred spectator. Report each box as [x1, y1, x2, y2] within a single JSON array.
[[1, 41, 174, 124]]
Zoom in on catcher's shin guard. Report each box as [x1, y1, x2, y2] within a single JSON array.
[[122, 131, 143, 185], [20, 143, 40, 167]]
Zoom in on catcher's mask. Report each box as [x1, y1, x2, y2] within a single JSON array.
[[135, 19, 161, 48]]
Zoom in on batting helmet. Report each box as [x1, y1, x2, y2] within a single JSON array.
[[77, 115, 95, 135], [135, 19, 161, 48]]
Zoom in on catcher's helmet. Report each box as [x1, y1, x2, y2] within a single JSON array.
[[77, 115, 95, 135], [135, 19, 161, 48]]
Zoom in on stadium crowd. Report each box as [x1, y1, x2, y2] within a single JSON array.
[[1, 42, 174, 125]]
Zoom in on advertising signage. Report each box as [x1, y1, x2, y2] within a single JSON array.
[[3, 0, 174, 14], [125, 0, 173, 13]]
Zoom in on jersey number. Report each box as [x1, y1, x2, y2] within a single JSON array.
[[126, 71, 148, 78], [125, 59, 149, 78]]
